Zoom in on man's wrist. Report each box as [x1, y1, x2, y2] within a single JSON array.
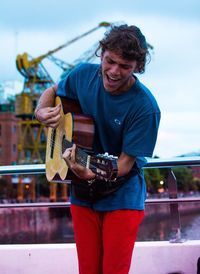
[[34, 108, 40, 121]]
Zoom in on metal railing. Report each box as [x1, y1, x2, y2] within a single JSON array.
[[0, 156, 200, 243]]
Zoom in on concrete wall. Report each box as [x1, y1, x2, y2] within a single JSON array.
[[0, 240, 199, 274]]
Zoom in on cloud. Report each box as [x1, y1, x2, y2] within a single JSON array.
[[153, 110, 200, 158], [1, 0, 200, 33]]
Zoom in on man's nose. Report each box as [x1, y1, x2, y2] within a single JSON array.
[[110, 64, 120, 75]]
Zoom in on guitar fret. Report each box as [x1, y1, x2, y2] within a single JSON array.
[[76, 148, 88, 168]]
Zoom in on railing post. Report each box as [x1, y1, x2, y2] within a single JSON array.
[[167, 169, 184, 243]]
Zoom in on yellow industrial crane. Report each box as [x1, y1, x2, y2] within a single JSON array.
[[15, 21, 111, 116], [16, 22, 111, 95]]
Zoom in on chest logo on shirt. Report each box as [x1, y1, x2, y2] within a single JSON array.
[[114, 119, 122, 126]]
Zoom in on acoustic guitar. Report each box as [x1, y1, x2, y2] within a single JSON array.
[[45, 96, 118, 183]]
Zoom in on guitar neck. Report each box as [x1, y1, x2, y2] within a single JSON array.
[[63, 139, 118, 179]]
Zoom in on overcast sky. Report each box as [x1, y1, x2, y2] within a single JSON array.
[[0, 0, 200, 158]]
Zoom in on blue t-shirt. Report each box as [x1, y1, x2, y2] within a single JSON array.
[[57, 63, 160, 211]]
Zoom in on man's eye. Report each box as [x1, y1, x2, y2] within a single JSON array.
[[107, 59, 114, 64], [121, 66, 130, 70]]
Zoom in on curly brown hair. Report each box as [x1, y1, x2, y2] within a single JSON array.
[[96, 24, 150, 73]]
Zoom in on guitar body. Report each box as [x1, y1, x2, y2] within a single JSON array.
[[46, 96, 94, 182]]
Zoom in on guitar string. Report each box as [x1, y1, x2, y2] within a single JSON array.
[[49, 132, 86, 157], [45, 105, 91, 166], [47, 110, 109, 174], [48, 138, 110, 177], [48, 132, 107, 172], [48, 108, 89, 158]]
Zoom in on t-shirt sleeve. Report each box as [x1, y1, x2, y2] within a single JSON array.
[[56, 66, 81, 100], [123, 112, 161, 157]]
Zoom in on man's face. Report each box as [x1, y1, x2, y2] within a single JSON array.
[[101, 50, 138, 94]]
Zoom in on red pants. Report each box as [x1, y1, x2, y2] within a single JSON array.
[[70, 205, 144, 274]]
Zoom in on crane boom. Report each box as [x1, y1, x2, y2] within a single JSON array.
[[16, 22, 111, 78], [32, 21, 111, 65]]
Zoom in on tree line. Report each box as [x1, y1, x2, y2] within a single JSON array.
[[144, 166, 200, 194]]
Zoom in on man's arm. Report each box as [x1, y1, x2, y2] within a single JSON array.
[[35, 85, 61, 128], [117, 152, 136, 177], [62, 145, 135, 181]]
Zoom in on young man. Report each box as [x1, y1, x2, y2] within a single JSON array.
[[35, 24, 161, 274]]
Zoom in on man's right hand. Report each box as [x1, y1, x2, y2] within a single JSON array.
[[35, 104, 61, 128]]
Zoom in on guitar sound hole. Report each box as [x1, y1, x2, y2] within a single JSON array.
[[62, 135, 66, 154], [50, 129, 56, 159]]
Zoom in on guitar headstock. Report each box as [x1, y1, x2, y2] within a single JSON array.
[[90, 152, 118, 180]]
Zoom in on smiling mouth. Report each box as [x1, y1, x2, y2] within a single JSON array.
[[106, 74, 121, 83]]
